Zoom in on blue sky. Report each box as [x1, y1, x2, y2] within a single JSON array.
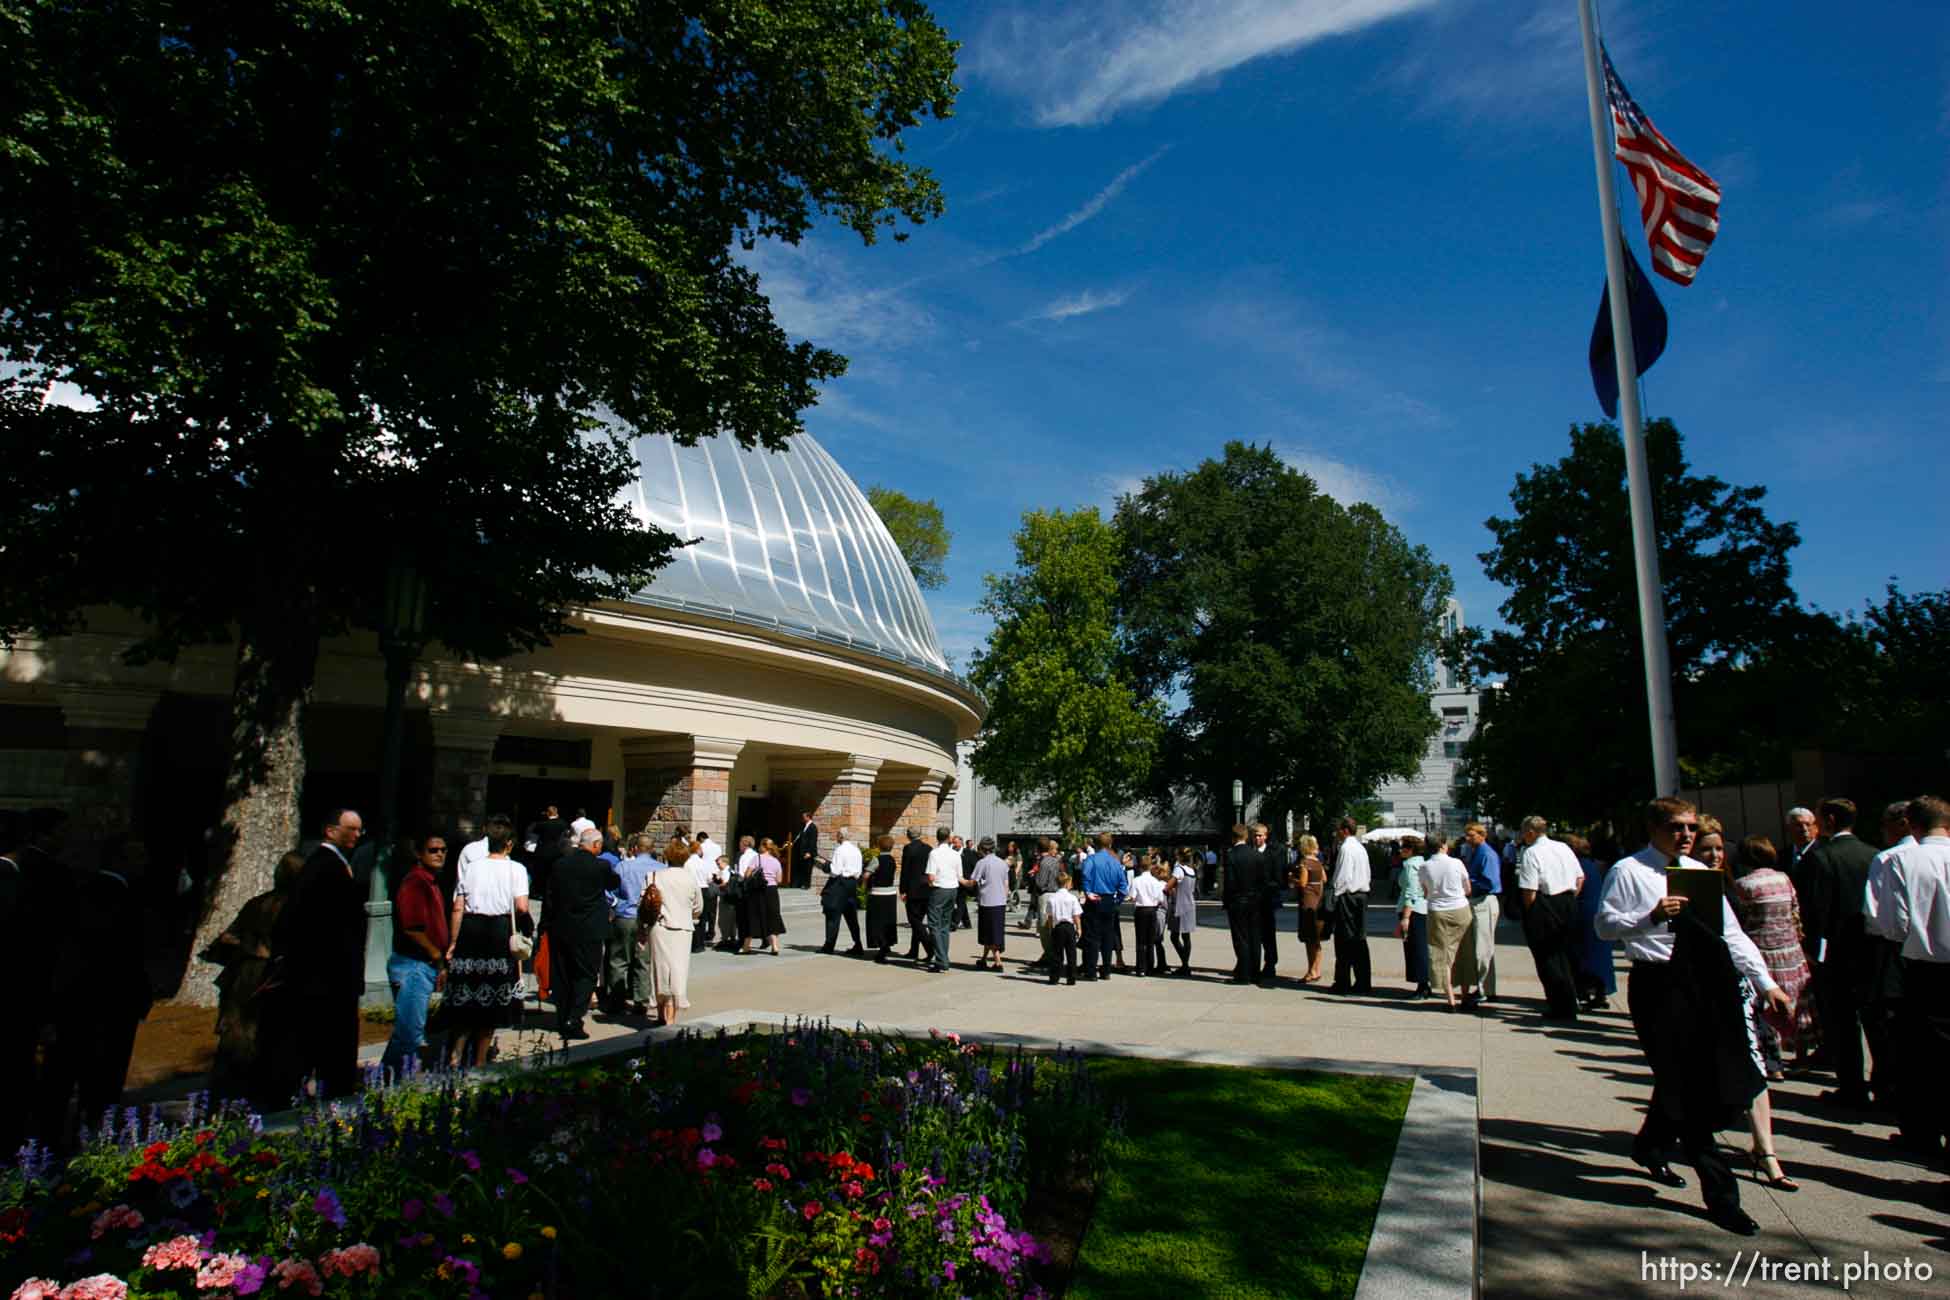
[[754, 0, 1949, 669]]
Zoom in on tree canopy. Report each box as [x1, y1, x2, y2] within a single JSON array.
[[1455, 419, 1800, 823], [866, 484, 952, 590], [966, 508, 1159, 846], [1114, 442, 1453, 832], [0, 0, 959, 1000]]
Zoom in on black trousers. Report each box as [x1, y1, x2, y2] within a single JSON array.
[[1227, 899, 1263, 979], [1170, 929, 1192, 967], [1402, 909, 1429, 985], [1894, 958, 1950, 1144], [44, 1010, 143, 1141], [1522, 890, 1581, 1017], [1813, 955, 1873, 1097], [553, 935, 602, 1034], [1331, 891, 1372, 991], [904, 896, 936, 960], [954, 890, 971, 929], [1133, 908, 1160, 975], [1048, 920, 1078, 983], [1627, 962, 1740, 1212], [1257, 893, 1281, 975], [260, 989, 361, 1104], [821, 876, 862, 950], [694, 883, 719, 949], [1081, 898, 1118, 974]]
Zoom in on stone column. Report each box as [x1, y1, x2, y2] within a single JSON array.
[[53, 685, 162, 858], [872, 767, 950, 840], [620, 735, 744, 845], [771, 754, 882, 887], [936, 773, 959, 836], [426, 710, 504, 839]]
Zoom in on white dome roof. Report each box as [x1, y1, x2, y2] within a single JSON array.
[[622, 429, 950, 676]]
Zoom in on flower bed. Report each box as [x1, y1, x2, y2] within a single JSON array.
[[2, 1025, 1115, 1299]]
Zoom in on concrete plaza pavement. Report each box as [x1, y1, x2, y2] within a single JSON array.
[[492, 890, 1947, 1297]]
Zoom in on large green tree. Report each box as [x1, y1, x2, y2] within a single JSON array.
[[1456, 419, 1799, 824], [1115, 442, 1452, 832], [966, 508, 1160, 846], [865, 484, 951, 590], [0, 0, 957, 1001]]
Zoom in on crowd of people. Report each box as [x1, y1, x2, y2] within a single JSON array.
[[7, 785, 1948, 1238]]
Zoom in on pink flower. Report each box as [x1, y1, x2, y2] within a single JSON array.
[[317, 1244, 379, 1278], [696, 1148, 718, 1169], [88, 1206, 144, 1240], [56, 1278, 129, 1300], [801, 1201, 823, 1222], [194, 1254, 250, 1291], [270, 1259, 322, 1297], [11, 1280, 63, 1300], [140, 1236, 202, 1271]]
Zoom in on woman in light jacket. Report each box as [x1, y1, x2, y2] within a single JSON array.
[[647, 837, 703, 1025]]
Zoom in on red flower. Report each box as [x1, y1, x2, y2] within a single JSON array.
[[802, 1201, 823, 1222], [852, 1163, 875, 1182], [752, 1178, 775, 1192], [854, 1247, 881, 1275]]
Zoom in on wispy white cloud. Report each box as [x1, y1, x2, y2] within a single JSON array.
[[1197, 293, 1444, 430], [1386, 0, 1656, 129], [1017, 148, 1169, 254], [1819, 197, 1897, 227], [972, 0, 1438, 127], [1270, 442, 1416, 514], [736, 239, 932, 350], [1021, 287, 1134, 324]]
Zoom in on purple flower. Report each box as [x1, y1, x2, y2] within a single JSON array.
[[943, 1262, 958, 1281], [701, 1122, 723, 1143], [505, 1167, 528, 1185], [790, 1088, 811, 1107], [313, 1186, 347, 1229], [696, 1148, 718, 1169], [433, 1193, 456, 1219], [458, 1149, 482, 1172], [402, 1198, 425, 1222], [233, 1257, 271, 1296]]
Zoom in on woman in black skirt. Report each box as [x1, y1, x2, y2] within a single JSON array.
[[443, 816, 531, 1067], [865, 834, 901, 964], [740, 838, 787, 955]]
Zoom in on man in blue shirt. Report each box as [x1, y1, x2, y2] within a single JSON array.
[[1461, 822, 1501, 1006], [602, 836, 657, 1014], [1078, 832, 1127, 981]]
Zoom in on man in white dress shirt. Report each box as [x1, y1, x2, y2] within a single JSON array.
[[819, 827, 866, 956], [1596, 796, 1793, 1236], [1327, 818, 1373, 994], [1516, 816, 1586, 1020], [925, 828, 971, 974], [1863, 795, 1950, 1156]]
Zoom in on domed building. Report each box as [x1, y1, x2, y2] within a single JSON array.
[[0, 431, 982, 863]]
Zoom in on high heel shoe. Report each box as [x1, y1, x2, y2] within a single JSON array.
[[1747, 1148, 1798, 1191]]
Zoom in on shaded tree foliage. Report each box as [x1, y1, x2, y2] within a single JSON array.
[[0, 0, 958, 1000], [865, 484, 951, 590], [1115, 442, 1452, 832], [966, 509, 1160, 846], [1456, 419, 1800, 824]]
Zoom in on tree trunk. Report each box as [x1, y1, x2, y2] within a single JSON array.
[[175, 619, 322, 1007]]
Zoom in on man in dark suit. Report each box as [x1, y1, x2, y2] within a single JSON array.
[[45, 833, 155, 1140], [1223, 824, 1269, 984], [1801, 797, 1881, 1109], [548, 827, 620, 1040], [956, 836, 978, 931], [898, 828, 936, 964], [265, 808, 368, 1100], [791, 810, 820, 888]]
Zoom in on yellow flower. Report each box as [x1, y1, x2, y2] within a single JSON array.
[[529, 1293, 545, 1300], [255, 1189, 269, 1200], [540, 1226, 557, 1240], [502, 1242, 524, 1261], [437, 1263, 453, 1281], [461, 1234, 476, 1245]]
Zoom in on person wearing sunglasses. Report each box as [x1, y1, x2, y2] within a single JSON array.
[[382, 835, 451, 1079], [1595, 796, 1795, 1236]]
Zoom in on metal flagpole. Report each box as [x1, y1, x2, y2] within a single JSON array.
[[1576, 0, 1680, 796]]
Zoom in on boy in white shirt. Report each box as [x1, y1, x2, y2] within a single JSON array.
[[1040, 872, 1084, 986]]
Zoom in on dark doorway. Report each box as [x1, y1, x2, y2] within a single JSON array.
[[480, 776, 615, 842], [731, 796, 772, 855]]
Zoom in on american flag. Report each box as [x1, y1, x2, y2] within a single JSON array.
[[1603, 47, 1721, 286]]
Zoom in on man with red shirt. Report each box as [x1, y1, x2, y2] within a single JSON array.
[[383, 835, 450, 1079]]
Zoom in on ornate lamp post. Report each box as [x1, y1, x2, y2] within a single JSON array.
[[364, 563, 427, 1005], [1231, 778, 1244, 829]]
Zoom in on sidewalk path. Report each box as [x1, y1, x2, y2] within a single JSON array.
[[478, 894, 1948, 1296]]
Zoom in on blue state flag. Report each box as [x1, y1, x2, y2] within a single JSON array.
[[1588, 238, 1669, 419]]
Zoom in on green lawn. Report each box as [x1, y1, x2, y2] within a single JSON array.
[[1068, 1059, 1411, 1299]]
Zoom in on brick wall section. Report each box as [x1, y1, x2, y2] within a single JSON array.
[[426, 711, 503, 838], [621, 736, 743, 846], [871, 769, 949, 839]]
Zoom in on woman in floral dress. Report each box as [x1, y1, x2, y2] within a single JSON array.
[[1723, 830, 1814, 1190]]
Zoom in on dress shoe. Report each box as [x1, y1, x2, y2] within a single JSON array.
[[561, 1025, 592, 1042], [845, 945, 865, 957], [1706, 1204, 1759, 1236], [1225, 977, 1249, 985], [1631, 1152, 1686, 1188], [1065, 976, 1077, 986], [818, 944, 836, 954]]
